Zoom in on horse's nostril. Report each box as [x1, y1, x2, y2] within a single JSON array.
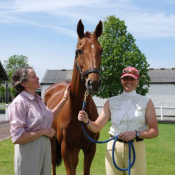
[[88, 80, 92, 86], [92, 81, 100, 89]]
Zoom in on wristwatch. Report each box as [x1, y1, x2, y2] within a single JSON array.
[[135, 131, 140, 138]]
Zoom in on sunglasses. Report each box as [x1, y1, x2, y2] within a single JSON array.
[[122, 69, 139, 75]]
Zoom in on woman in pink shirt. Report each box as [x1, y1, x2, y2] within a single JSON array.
[[8, 67, 70, 175]]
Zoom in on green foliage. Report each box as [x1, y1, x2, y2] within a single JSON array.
[[3, 55, 30, 83], [97, 16, 150, 98], [8, 87, 16, 99], [0, 86, 5, 101]]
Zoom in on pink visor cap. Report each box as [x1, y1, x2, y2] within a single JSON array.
[[121, 67, 139, 79]]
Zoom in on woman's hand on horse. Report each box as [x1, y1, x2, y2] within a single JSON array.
[[78, 110, 89, 124], [63, 84, 71, 101], [43, 128, 56, 138]]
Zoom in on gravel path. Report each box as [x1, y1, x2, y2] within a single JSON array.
[[0, 121, 10, 141]]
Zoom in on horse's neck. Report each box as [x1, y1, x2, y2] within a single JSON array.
[[70, 63, 87, 103]]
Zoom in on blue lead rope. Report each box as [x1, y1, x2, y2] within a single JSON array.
[[81, 92, 136, 175]]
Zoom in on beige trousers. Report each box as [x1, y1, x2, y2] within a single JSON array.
[[14, 136, 51, 175], [105, 139, 146, 175]]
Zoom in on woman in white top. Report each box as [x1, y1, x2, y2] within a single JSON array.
[[78, 66, 159, 175]]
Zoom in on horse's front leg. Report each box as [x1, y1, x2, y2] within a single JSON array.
[[61, 142, 80, 175], [83, 142, 97, 175]]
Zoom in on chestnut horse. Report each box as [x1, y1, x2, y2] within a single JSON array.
[[44, 20, 103, 175]]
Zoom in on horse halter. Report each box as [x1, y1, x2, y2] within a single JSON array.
[[75, 49, 100, 80]]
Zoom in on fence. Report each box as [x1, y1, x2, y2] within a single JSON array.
[[0, 105, 174, 122], [155, 106, 175, 121], [97, 105, 175, 121]]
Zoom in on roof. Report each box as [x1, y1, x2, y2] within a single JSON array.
[[40, 69, 72, 84], [0, 61, 9, 82], [148, 68, 175, 84], [40, 68, 175, 85]]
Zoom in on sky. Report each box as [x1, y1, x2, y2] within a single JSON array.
[[0, 0, 175, 82]]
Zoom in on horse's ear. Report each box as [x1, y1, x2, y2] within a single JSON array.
[[77, 19, 84, 39], [94, 20, 103, 38]]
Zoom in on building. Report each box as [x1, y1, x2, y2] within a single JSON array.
[[0, 61, 9, 121], [40, 68, 175, 116], [40, 69, 72, 99], [147, 68, 175, 117], [0, 61, 9, 104]]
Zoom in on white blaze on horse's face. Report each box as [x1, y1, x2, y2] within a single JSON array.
[[91, 44, 94, 49]]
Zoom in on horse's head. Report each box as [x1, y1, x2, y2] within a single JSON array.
[[75, 19, 103, 94]]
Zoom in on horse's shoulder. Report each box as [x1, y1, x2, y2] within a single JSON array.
[[44, 81, 70, 103], [45, 81, 70, 93]]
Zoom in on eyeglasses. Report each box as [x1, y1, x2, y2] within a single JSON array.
[[122, 69, 139, 75]]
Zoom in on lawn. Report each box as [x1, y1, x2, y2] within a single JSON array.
[[0, 122, 175, 175], [0, 103, 6, 110]]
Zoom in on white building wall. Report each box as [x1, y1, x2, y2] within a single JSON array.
[[92, 96, 108, 114], [146, 84, 175, 116], [41, 85, 51, 99]]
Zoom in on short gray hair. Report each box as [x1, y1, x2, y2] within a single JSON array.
[[12, 67, 33, 92]]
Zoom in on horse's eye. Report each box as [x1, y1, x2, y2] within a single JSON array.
[[78, 49, 83, 55], [75, 49, 83, 59]]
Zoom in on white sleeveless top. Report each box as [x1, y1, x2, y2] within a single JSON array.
[[109, 90, 150, 136]]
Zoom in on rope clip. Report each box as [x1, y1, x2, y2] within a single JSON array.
[[83, 90, 89, 103]]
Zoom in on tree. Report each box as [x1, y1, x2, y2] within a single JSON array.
[[3, 55, 30, 83], [3, 55, 31, 98], [0, 86, 5, 102], [97, 16, 150, 98], [9, 87, 16, 100]]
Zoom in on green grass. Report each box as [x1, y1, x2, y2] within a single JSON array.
[[0, 139, 14, 175], [146, 123, 175, 174], [0, 122, 175, 175], [0, 103, 6, 110]]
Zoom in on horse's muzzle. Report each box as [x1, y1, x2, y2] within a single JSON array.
[[85, 79, 101, 94]]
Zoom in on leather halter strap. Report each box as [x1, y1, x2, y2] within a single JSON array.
[[75, 49, 100, 79]]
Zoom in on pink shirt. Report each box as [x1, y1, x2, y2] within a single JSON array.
[[8, 91, 53, 143]]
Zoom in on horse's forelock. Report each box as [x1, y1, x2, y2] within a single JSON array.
[[84, 31, 92, 38]]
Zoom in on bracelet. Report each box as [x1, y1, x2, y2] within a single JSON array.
[[85, 120, 90, 125]]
